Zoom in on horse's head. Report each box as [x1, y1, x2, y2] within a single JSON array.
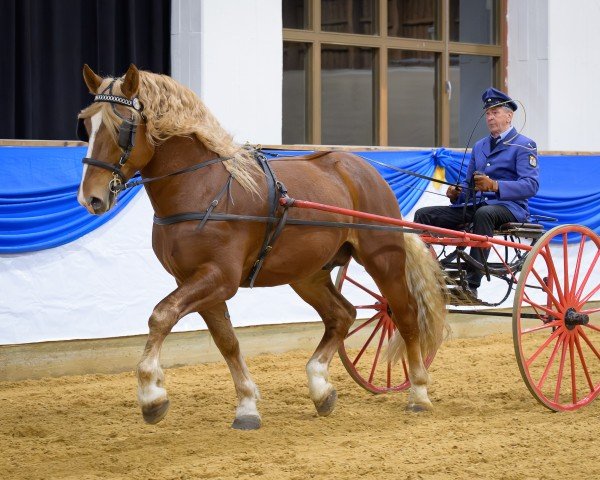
[[77, 64, 154, 215]]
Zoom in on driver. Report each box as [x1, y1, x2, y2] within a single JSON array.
[[414, 87, 540, 298]]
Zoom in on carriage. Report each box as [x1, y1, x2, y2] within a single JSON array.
[[77, 64, 599, 429], [324, 202, 600, 412]]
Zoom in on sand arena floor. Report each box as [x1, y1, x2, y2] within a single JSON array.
[[1, 333, 598, 480]]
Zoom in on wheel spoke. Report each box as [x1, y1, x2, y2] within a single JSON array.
[[368, 320, 388, 383], [353, 317, 384, 366], [530, 265, 562, 311], [543, 246, 566, 305], [574, 330, 595, 393], [522, 319, 561, 334], [578, 282, 600, 308], [579, 328, 600, 361], [580, 307, 600, 315], [563, 233, 570, 300], [344, 275, 384, 301], [521, 295, 562, 320], [526, 327, 563, 367], [537, 333, 563, 391], [355, 304, 383, 310], [569, 335, 577, 404], [575, 249, 600, 300], [553, 336, 569, 403], [584, 323, 600, 333], [569, 234, 587, 298], [347, 312, 383, 338]]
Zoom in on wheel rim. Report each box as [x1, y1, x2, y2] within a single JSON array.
[[513, 225, 600, 411], [335, 261, 434, 394]]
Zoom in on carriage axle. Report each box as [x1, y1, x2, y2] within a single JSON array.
[[563, 307, 589, 330]]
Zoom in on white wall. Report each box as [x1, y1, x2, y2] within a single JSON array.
[[547, 0, 600, 151], [508, 0, 600, 151], [171, 0, 282, 144], [507, 0, 549, 149]]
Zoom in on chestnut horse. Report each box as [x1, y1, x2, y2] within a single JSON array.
[[77, 64, 447, 429]]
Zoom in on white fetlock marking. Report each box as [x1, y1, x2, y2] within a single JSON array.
[[137, 358, 168, 407], [408, 384, 430, 406], [235, 380, 260, 418], [306, 359, 332, 403]]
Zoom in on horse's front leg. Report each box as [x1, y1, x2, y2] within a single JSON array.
[[200, 302, 261, 430], [137, 266, 236, 425]]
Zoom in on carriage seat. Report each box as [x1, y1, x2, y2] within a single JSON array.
[[494, 222, 545, 239]]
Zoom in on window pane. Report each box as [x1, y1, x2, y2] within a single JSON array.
[[388, 50, 437, 146], [283, 42, 308, 144], [449, 0, 498, 44], [321, 0, 375, 35], [449, 54, 495, 147], [388, 0, 438, 40], [283, 0, 308, 29], [322, 45, 373, 145]]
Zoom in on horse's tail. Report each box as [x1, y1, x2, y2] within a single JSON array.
[[387, 234, 449, 363]]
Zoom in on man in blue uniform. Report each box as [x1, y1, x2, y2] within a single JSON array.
[[414, 87, 540, 297]]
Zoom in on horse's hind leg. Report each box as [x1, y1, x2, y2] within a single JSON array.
[[290, 269, 356, 416], [199, 302, 261, 430], [357, 243, 438, 412]]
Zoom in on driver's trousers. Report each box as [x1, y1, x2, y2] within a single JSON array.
[[413, 204, 516, 288]]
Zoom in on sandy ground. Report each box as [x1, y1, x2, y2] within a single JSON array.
[[1, 333, 598, 480]]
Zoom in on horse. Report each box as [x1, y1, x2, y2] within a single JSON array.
[[76, 63, 447, 430]]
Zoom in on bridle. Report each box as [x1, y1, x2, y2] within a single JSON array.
[[77, 79, 144, 193]]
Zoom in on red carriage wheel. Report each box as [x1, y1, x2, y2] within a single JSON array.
[[335, 260, 435, 394], [513, 225, 600, 411]]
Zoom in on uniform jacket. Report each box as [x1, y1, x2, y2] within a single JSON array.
[[451, 127, 540, 222]]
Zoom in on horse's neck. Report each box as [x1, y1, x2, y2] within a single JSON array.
[[141, 136, 228, 217]]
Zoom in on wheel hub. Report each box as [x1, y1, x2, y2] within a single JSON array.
[[564, 307, 589, 330]]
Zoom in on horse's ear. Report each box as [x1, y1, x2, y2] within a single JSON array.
[[83, 64, 102, 94], [121, 64, 140, 98]]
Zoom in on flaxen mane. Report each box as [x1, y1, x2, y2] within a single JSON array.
[[79, 72, 262, 194]]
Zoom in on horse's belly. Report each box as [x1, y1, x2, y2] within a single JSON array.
[[249, 228, 347, 287]]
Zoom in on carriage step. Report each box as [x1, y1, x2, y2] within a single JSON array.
[[446, 287, 495, 307]]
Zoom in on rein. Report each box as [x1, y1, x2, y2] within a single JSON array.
[[154, 211, 421, 234], [111, 156, 230, 192], [352, 154, 478, 193]]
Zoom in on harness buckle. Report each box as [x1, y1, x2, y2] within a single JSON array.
[[109, 174, 123, 194]]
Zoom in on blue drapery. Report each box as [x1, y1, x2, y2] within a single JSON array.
[[264, 148, 600, 237], [1, 146, 599, 253], [0, 147, 141, 253]]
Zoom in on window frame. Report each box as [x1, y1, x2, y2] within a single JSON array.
[[282, 0, 506, 146]]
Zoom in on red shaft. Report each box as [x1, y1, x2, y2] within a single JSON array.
[[280, 197, 533, 252]]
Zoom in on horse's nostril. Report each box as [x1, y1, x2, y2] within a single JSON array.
[[88, 196, 104, 213]]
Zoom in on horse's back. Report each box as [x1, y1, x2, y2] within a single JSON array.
[[271, 151, 402, 219]]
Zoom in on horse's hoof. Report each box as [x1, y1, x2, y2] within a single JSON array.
[[232, 415, 261, 430], [142, 399, 170, 424], [315, 389, 337, 417], [405, 402, 433, 413]]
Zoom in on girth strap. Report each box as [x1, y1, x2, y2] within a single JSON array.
[[244, 153, 289, 288]]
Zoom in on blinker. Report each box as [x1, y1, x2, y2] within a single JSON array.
[[118, 119, 137, 150]]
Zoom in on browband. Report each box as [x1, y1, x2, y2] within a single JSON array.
[[94, 94, 143, 111]]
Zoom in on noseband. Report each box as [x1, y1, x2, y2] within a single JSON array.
[[78, 79, 144, 193]]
